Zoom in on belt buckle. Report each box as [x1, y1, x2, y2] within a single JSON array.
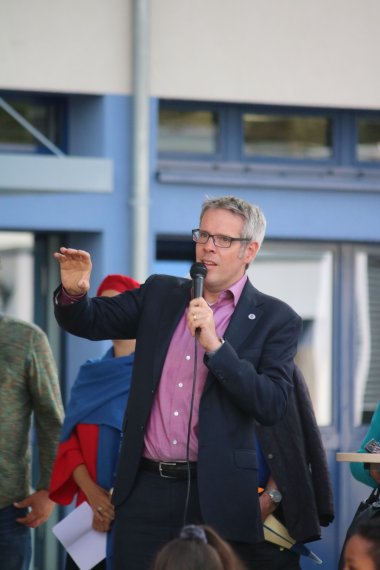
[[158, 461, 177, 479]]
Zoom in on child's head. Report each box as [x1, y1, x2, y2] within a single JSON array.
[[343, 518, 380, 570], [152, 524, 246, 570]]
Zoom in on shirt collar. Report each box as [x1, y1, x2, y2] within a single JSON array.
[[215, 273, 248, 307]]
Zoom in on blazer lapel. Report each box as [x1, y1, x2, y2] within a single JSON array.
[[224, 280, 264, 350]]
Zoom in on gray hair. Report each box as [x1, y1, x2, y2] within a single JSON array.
[[200, 195, 267, 249]]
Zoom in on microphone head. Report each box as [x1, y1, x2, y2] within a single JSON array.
[[190, 262, 208, 279]]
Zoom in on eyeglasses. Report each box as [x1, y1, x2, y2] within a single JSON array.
[[192, 229, 251, 249]]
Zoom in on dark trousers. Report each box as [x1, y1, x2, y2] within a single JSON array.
[[0, 504, 31, 570], [114, 469, 204, 570], [113, 468, 300, 570]]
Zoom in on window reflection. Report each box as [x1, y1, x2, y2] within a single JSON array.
[[357, 118, 380, 162], [355, 251, 380, 424], [158, 109, 218, 155], [243, 114, 332, 159], [0, 99, 62, 153], [0, 232, 34, 320], [248, 244, 333, 425]]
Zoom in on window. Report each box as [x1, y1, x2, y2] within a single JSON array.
[[0, 96, 64, 153], [357, 117, 380, 163], [0, 232, 34, 320], [158, 100, 380, 177], [248, 243, 334, 426], [354, 250, 380, 424], [243, 113, 332, 160], [158, 108, 219, 155]]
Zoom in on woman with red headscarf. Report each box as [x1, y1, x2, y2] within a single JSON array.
[[50, 275, 139, 570]]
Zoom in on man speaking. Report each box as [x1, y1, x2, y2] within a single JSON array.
[[53, 195, 302, 570]]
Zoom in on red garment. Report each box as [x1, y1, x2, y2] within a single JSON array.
[[49, 424, 99, 506]]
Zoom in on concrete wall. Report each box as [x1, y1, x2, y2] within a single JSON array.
[[0, 0, 132, 94], [1, 0, 379, 108]]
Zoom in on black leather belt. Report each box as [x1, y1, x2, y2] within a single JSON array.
[[140, 457, 197, 479]]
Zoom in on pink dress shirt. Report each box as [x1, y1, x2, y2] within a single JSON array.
[[143, 274, 247, 462]]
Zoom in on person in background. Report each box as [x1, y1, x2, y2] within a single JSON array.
[[52, 195, 302, 570], [342, 517, 380, 570], [152, 524, 247, 570], [350, 401, 380, 487], [0, 313, 64, 570], [49, 274, 140, 570], [255, 363, 334, 569], [337, 400, 380, 568]]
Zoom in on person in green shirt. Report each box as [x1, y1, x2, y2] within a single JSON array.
[[0, 314, 64, 570]]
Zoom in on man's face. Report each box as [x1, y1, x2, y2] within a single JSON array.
[[196, 208, 258, 296]]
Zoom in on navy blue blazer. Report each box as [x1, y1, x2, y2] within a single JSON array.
[[54, 274, 302, 543]]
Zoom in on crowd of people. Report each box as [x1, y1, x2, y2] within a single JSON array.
[[0, 194, 379, 570]]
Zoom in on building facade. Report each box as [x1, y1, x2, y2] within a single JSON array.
[[1, 1, 380, 567]]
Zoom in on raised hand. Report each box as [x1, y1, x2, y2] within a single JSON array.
[[53, 247, 92, 295]]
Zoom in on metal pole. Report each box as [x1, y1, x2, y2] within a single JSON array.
[[131, 0, 150, 282]]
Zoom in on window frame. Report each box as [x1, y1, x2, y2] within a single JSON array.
[[157, 99, 380, 171]]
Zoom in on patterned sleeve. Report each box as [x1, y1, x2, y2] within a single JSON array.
[[27, 326, 64, 490]]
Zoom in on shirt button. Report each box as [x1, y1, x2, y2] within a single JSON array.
[[172, 439, 177, 445], [174, 411, 179, 416], [185, 355, 191, 360], [178, 382, 183, 388]]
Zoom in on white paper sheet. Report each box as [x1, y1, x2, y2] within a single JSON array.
[[52, 501, 107, 570]]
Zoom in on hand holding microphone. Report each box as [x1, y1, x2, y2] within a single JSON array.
[[187, 263, 222, 353], [188, 263, 209, 339]]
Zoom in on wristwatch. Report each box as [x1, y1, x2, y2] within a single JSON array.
[[264, 488, 282, 504]]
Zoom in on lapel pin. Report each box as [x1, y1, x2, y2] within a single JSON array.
[[248, 314, 256, 320]]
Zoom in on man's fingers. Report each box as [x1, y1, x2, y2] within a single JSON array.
[[13, 500, 28, 509], [16, 512, 40, 527], [54, 247, 91, 264]]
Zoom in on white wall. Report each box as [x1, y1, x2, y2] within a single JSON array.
[[0, 0, 132, 94], [151, 0, 380, 109], [1, 0, 379, 109]]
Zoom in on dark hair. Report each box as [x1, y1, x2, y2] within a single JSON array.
[[350, 517, 380, 569], [152, 525, 247, 570]]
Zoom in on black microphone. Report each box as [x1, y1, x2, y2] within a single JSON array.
[[190, 262, 207, 299]]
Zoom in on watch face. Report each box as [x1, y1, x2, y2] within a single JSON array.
[[267, 489, 282, 503]]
